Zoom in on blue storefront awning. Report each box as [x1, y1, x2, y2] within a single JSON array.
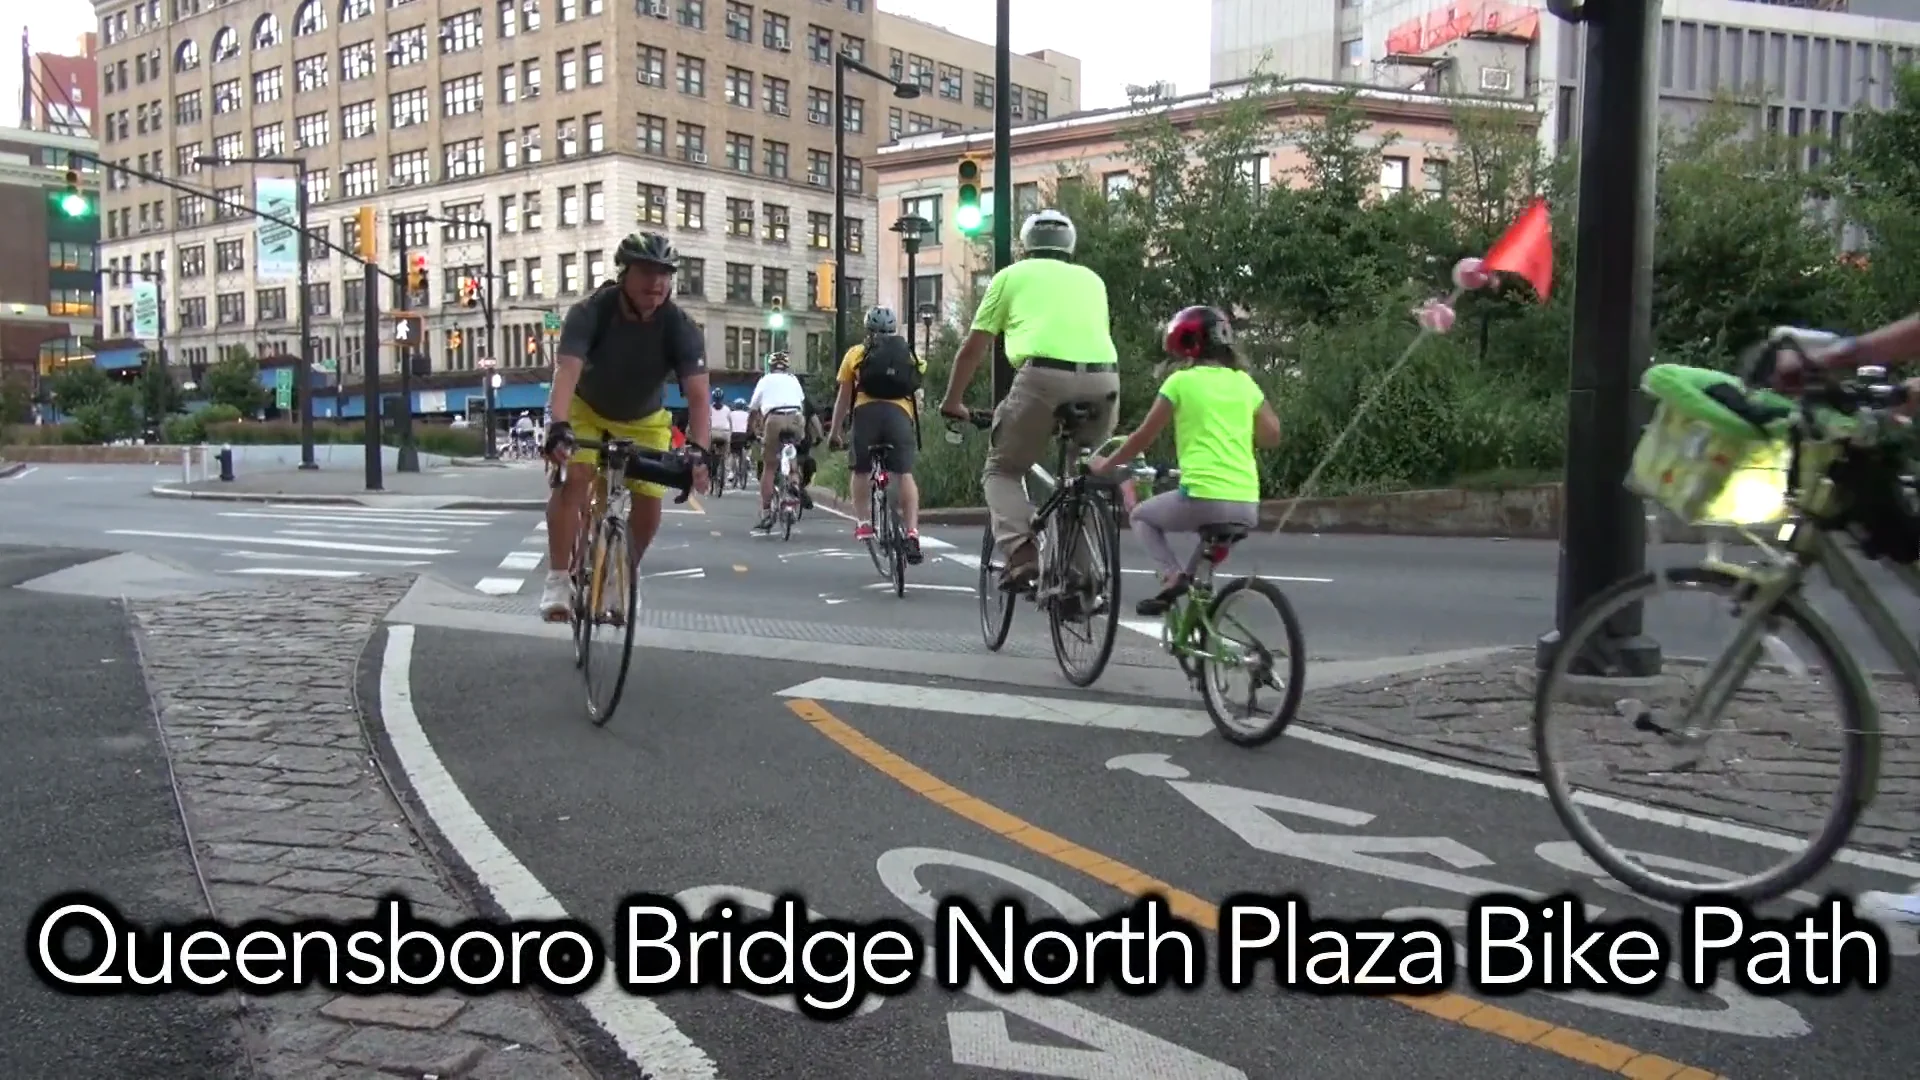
[[95, 347, 143, 371], [309, 379, 693, 418]]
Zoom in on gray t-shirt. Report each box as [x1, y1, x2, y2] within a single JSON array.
[[558, 288, 706, 422]]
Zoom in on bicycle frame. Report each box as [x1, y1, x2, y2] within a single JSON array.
[[1662, 519, 1920, 803], [568, 443, 633, 620]]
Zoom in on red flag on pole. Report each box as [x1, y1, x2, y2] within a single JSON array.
[[1483, 197, 1553, 304]]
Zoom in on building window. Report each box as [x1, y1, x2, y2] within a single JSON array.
[[639, 182, 667, 225], [443, 73, 483, 116], [637, 112, 666, 155], [725, 262, 752, 302], [762, 204, 789, 244], [390, 148, 430, 188], [441, 9, 483, 52], [295, 54, 328, 92], [389, 26, 427, 67], [341, 41, 375, 81], [763, 140, 788, 179], [808, 25, 833, 64], [1379, 156, 1408, 192], [678, 0, 705, 31], [678, 54, 705, 96], [444, 137, 484, 178], [725, 66, 753, 108], [1342, 37, 1363, 67], [677, 122, 706, 162], [679, 257, 705, 298], [678, 190, 705, 230], [637, 45, 665, 87], [725, 132, 753, 172], [252, 66, 285, 104], [842, 218, 863, 255], [764, 12, 789, 50], [726, 1, 751, 41], [390, 87, 428, 128], [901, 194, 941, 242], [726, 197, 754, 238]]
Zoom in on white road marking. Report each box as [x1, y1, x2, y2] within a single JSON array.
[[535, 520, 548, 531], [860, 582, 972, 594], [779, 676, 1212, 737], [378, 627, 721, 1079], [221, 550, 432, 567], [943, 553, 982, 571], [0, 467, 35, 481], [216, 511, 491, 529], [226, 567, 364, 579], [107, 530, 458, 556], [265, 503, 506, 517], [917, 534, 955, 551], [1120, 618, 1164, 640], [498, 550, 544, 571], [646, 567, 705, 580], [1116, 567, 1333, 584], [474, 577, 526, 595], [277, 528, 453, 543]]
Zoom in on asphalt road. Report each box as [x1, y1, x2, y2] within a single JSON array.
[[381, 622, 1920, 1080], [0, 546, 243, 1077], [0, 464, 541, 593]]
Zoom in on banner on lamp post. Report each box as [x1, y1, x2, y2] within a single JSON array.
[[130, 281, 160, 342], [254, 177, 299, 283]]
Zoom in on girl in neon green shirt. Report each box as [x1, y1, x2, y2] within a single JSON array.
[[1091, 306, 1281, 616]]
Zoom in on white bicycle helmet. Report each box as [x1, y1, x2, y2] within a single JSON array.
[[1019, 209, 1077, 256]]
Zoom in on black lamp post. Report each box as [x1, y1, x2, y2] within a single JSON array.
[[835, 55, 921, 368], [889, 214, 930, 354]]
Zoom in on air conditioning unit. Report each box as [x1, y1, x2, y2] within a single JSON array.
[[807, 109, 828, 124], [773, 38, 790, 52], [807, 174, 829, 188], [524, 85, 540, 97], [646, 0, 667, 15], [689, 150, 708, 164], [640, 72, 662, 86], [771, 210, 788, 224], [1479, 66, 1512, 93], [771, 103, 790, 116]]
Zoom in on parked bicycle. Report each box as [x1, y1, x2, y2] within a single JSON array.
[[547, 433, 698, 726], [948, 404, 1127, 688], [1534, 326, 1920, 902]]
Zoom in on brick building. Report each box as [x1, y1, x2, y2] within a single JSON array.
[[0, 128, 102, 397]]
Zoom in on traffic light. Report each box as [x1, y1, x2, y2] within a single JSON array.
[[354, 206, 377, 260], [954, 155, 983, 235], [408, 253, 428, 294], [526, 334, 540, 355], [814, 261, 835, 309], [448, 330, 463, 350], [55, 157, 89, 218], [459, 276, 480, 307], [767, 296, 786, 330]]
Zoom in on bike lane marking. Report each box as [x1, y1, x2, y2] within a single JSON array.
[[378, 625, 723, 1080], [782, 695, 1724, 1080]]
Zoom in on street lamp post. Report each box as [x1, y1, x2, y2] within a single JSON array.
[[196, 153, 313, 469], [889, 214, 930, 355], [917, 304, 935, 358], [835, 54, 922, 369]]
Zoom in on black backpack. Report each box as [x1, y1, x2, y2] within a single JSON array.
[[856, 333, 920, 400], [582, 279, 621, 356]]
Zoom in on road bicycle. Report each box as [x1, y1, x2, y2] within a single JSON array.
[[862, 439, 909, 598], [770, 429, 804, 541], [948, 402, 1127, 688], [1132, 465, 1308, 747], [1534, 326, 1920, 902], [709, 443, 727, 497], [547, 433, 697, 727]]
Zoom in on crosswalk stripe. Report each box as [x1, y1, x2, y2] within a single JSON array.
[[108, 530, 457, 556], [777, 676, 1210, 737], [221, 550, 431, 567], [262, 503, 507, 517], [474, 577, 525, 595], [498, 551, 544, 571], [276, 528, 452, 543], [217, 511, 490, 529]]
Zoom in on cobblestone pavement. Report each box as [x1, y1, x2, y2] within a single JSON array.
[[132, 577, 596, 1080], [1302, 652, 1920, 858]]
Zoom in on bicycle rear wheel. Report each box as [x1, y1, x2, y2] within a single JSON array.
[[978, 524, 1015, 650], [1534, 565, 1872, 903], [889, 501, 907, 598], [1048, 494, 1122, 688], [580, 517, 640, 727], [568, 523, 593, 670], [866, 482, 893, 579], [1197, 577, 1306, 747]]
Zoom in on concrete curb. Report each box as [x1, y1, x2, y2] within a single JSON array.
[[148, 484, 546, 510]]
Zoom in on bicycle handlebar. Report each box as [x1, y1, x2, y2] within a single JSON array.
[[545, 433, 701, 504], [1739, 327, 1911, 430]]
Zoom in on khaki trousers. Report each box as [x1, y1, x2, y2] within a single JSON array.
[[984, 362, 1121, 562]]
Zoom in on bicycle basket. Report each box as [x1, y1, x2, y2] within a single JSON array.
[[1628, 365, 1792, 527]]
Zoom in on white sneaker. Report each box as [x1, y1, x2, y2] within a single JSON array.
[[538, 570, 570, 621]]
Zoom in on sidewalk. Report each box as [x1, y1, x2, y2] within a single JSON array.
[[151, 462, 548, 509], [1302, 655, 1920, 861], [131, 576, 597, 1078]]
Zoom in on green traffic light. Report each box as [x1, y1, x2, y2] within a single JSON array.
[[955, 204, 983, 233], [768, 312, 787, 330], [57, 191, 89, 217]]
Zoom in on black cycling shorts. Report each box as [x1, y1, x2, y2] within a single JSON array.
[[850, 401, 916, 474]]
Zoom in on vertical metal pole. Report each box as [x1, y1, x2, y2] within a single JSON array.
[[903, 238, 917, 355], [991, 0, 1015, 405], [832, 57, 848, 368], [295, 163, 316, 469], [482, 222, 498, 460], [154, 269, 167, 439], [363, 260, 383, 491], [395, 221, 419, 473], [1536, 0, 1662, 676]]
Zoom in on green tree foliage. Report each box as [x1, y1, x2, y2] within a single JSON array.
[[203, 349, 269, 414], [1825, 64, 1920, 327]]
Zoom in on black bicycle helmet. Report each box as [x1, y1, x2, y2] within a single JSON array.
[[615, 231, 678, 271], [864, 306, 898, 335], [1163, 305, 1234, 360]]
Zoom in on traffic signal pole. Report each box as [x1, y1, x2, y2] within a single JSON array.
[[991, 0, 1015, 405], [363, 258, 383, 491], [394, 225, 419, 474]]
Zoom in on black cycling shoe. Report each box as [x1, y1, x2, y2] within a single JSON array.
[[903, 533, 924, 565], [800, 488, 815, 510], [1135, 576, 1191, 617], [755, 511, 775, 531]]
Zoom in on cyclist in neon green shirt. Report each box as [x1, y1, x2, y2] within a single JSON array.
[[1092, 306, 1281, 616], [938, 209, 1121, 587]]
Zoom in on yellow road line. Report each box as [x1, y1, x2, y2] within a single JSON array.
[[783, 699, 1725, 1080], [733, 564, 748, 573]]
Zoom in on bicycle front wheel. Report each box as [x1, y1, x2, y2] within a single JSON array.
[[1048, 494, 1122, 688], [978, 524, 1015, 650], [580, 518, 640, 727], [867, 484, 893, 579], [1534, 565, 1873, 903], [1198, 577, 1307, 747]]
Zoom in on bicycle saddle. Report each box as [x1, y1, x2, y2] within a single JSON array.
[[1199, 523, 1250, 545], [1054, 401, 1100, 423]]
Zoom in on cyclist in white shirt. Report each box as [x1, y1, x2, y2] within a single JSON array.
[[707, 389, 733, 494], [747, 352, 808, 530], [728, 398, 752, 485]]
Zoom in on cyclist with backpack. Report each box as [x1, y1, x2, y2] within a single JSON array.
[[829, 306, 927, 564], [537, 231, 711, 621]]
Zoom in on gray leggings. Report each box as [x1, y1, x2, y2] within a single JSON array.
[[1130, 490, 1259, 578]]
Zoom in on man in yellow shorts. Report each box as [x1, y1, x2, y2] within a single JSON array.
[[539, 231, 711, 620]]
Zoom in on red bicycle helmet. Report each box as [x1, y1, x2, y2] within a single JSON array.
[[1163, 305, 1233, 360]]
